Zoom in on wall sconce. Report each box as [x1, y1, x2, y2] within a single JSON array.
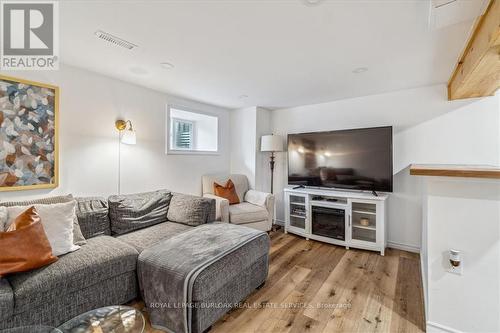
[[115, 119, 136, 145]]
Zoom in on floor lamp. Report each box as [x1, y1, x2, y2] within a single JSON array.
[[115, 119, 136, 194], [261, 134, 284, 194]]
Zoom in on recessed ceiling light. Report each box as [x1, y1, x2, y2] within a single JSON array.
[[238, 95, 248, 99], [352, 67, 368, 74], [129, 66, 149, 76], [160, 62, 174, 70], [303, 0, 324, 6]]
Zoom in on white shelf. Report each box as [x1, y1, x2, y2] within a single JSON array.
[[352, 209, 376, 216], [290, 202, 305, 206], [353, 223, 376, 231], [290, 214, 306, 219]]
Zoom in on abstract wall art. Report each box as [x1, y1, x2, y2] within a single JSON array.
[[0, 75, 59, 191]]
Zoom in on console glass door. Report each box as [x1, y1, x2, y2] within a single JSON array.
[[288, 194, 306, 231], [351, 202, 377, 243]]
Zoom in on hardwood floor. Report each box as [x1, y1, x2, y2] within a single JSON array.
[[133, 230, 425, 333]]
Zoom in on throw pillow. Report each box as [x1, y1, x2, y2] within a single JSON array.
[[108, 190, 172, 235], [0, 195, 86, 246], [0, 207, 58, 277], [5, 201, 80, 256], [167, 193, 212, 226], [213, 179, 240, 205]]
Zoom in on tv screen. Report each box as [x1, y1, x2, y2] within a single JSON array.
[[288, 126, 393, 192]]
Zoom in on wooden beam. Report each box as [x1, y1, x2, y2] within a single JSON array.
[[448, 0, 500, 100]]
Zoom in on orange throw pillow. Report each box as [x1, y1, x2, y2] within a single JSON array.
[[213, 179, 240, 205], [0, 207, 58, 277]]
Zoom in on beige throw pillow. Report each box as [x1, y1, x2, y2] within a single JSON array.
[[5, 201, 80, 256], [0, 195, 86, 246]]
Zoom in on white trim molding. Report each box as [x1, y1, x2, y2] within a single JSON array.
[[427, 321, 464, 333], [387, 241, 420, 253]]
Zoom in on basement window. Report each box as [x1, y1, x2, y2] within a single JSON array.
[[167, 106, 219, 154]]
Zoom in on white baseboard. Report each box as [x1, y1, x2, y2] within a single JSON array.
[[387, 241, 420, 253], [427, 321, 464, 333], [273, 218, 285, 226]]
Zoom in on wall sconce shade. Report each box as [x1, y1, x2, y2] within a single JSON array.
[[121, 129, 136, 145], [115, 119, 136, 145]]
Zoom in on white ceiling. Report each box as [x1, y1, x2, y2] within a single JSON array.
[[59, 0, 485, 109]]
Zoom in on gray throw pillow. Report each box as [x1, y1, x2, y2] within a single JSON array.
[[167, 193, 212, 226], [0, 194, 87, 246], [108, 190, 172, 235]]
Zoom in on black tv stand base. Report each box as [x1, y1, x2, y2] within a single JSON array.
[[372, 190, 378, 197], [293, 185, 306, 190]]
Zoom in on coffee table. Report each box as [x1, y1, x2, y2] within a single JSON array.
[[57, 306, 144, 333]]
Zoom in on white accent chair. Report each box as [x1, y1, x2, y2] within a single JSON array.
[[202, 174, 274, 232]]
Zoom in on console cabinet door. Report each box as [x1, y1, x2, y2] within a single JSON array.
[[349, 199, 379, 248], [285, 192, 308, 236]]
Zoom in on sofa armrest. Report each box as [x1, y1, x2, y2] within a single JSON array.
[[0, 278, 13, 321], [203, 194, 230, 223], [168, 193, 216, 226]]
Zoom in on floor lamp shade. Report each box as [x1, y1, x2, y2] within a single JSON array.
[[261, 135, 283, 152]]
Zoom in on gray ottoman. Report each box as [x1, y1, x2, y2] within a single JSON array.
[[138, 223, 270, 333]]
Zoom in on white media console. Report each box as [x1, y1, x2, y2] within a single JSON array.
[[284, 187, 388, 255]]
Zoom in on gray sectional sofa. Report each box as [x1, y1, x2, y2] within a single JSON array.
[[0, 191, 270, 333]]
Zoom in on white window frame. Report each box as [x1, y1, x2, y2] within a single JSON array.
[[166, 105, 220, 155]]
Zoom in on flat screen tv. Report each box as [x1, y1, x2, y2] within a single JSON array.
[[288, 126, 393, 192]]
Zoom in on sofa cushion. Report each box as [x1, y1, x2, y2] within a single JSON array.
[[108, 190, 172, 235], [229, 203, 268, 224], [0, 278, 13, 321], [167, 193, 213, 226], [6, 235, 138, 314], [75, 197, 111, 239], [117, 221, 191, 252]]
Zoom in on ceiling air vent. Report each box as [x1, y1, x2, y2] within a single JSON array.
[[94, 30, 138, 50]]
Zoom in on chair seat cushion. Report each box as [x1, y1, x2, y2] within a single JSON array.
[[229, 203, 268, 224], [6, 235, 138, 314], [117, 221, 191, 252]]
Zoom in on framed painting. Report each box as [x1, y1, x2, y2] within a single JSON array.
[[0, 75, 59, 191]]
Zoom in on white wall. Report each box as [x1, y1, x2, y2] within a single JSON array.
[[229, 107, 257, 188], [423, 178, 500, 333], [0, 64, 230, 201], [269, 84, 500, 250], [255, 107, 272, 192], [229, 107, 273, 192]]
